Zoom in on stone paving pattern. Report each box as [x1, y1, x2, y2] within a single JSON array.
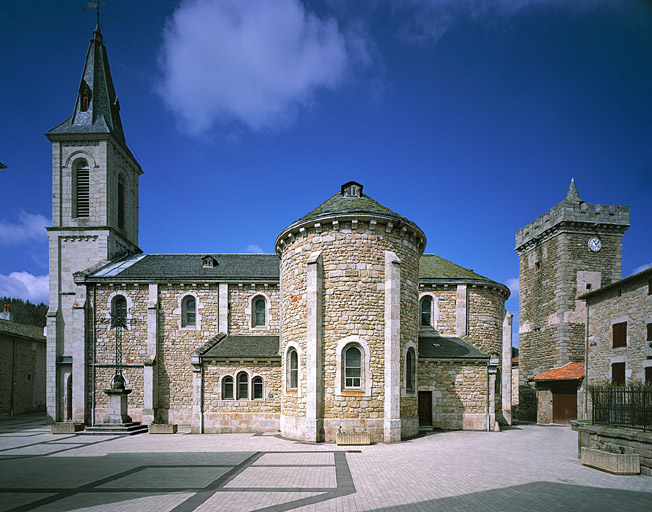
[[1, 415, 652, 511]]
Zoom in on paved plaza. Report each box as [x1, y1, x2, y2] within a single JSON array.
[[1, 417, 651, 511]]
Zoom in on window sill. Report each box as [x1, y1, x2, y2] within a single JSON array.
[[340, 390, 365, 396]]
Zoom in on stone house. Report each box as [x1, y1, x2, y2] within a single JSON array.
[[45, 24, 513, 442], [530, 362, 585, 424], [0, 306, 47, 416], [515, 180, 630, 422], [580, 267, 652, 392]]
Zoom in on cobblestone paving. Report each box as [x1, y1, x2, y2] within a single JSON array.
[[1, 416, 651, 511]]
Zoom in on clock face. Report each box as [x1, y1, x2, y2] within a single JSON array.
[[588, 237, 602, 252]]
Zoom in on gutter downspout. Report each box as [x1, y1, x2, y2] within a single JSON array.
[[91, 285, 96, 426], [584, 299, 589, 421], [486, 359, 490, 432], [11, 339, 17, 416], [200, 357, 205, 434], [466, 287, 470, 336]]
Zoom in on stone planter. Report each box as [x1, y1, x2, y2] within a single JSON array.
[[336, 431, 371, 446], [51, 422, 84, 434], [581, 447, 640, 475], [148, 423, 178, 434]]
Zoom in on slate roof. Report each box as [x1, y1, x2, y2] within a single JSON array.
[[46, 24, 132, 158], [418, 331, 488, 359], [195, 333, 280, 359], [0, 319, 46, 342], [531, 362, 585, 381], [280, 182, 423, 235], [579, 266, 652, 301], [86, 253, 280, 281], [419, 254, 509, 293]]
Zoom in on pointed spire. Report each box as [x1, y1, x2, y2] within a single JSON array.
[[46, 25, 125, 146], [565, 178, 581, 202]]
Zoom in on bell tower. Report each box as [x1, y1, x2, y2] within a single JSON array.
[[45, 24, 142, 423], [515, 180, 629, 420]]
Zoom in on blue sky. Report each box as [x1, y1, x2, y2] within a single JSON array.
[[1, 0, 651, 347]]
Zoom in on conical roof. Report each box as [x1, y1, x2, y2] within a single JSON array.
[[565, 178, 581, 202], [46, 24, 126, 147], [280, 181, 423, 235]]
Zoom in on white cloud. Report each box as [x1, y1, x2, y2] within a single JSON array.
[[393, 0, 614, 45], [506, 277, 519, 296], [158, 0, 360, 135], [245, 244, 264, 254], [633, 262, 652, 275], [0, 211, 49, 245], [0, 272, 49, 303]]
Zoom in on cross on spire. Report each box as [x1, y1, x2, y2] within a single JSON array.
[[82, 2, 114, 31]]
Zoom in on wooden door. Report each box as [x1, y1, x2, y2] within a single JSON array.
[[552, 391, 577, 424], [418, 391, 432, 426]]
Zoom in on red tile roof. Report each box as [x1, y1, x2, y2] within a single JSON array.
[[531, 362, 585, 381]]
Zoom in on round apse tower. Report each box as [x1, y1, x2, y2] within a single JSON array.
[[275, 181, 426, 443]]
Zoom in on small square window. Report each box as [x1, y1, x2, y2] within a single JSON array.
[[586, 283, 592, 290]]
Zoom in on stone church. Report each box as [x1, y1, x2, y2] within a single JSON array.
[[45, 25, 513, 442]]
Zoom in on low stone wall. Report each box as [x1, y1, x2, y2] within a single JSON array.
[[577, 424, 652, 476], [198, 412, 279, 433]]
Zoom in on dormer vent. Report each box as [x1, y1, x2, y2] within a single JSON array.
[[341, 181, 363, 198], [202, 256, 218, 268]]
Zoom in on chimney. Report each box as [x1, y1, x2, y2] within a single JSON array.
[[0, 304, 13, 321]]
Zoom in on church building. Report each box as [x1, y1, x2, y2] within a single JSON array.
[[45, 25, 512, 442]]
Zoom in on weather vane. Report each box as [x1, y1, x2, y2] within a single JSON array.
[[82, 2, 115, 28]]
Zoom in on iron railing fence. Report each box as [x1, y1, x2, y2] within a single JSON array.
[[591, 386, 652, 432]]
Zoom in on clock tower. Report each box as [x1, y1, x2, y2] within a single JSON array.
[[514, 180, 629, 420]]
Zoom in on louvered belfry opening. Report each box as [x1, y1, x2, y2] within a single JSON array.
[[75, 161, 90, 217]]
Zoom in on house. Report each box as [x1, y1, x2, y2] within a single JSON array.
[[0, 305, 46, 416]]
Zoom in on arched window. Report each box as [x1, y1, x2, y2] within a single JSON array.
[[344, 345, 362, 389], [182, 296, 196, 327], [237, 372, 248, 399], [406, 348, 415, 392], [111, 295, 127, 328], [420, 297, 432, 327], [117, 175, 125, 229], [252, 376, 264, 399], [253, 296, 266, 327], [222, 376, 234, 400], [288, 348, 298, 390], [74, 160, 90, 218]]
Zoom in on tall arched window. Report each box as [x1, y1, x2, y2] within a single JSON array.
[[253, 297, 266, 327], [237, 372, 249, 399], [420, 297, 432, 327], [182, 296, 196, 327], [344, 345, 362, 389], [222, 376, 234, 400], [252, 376, 264, 399], [406, 348, 415, 392], [74, 160, 90, 218], [111, 295, 127, 327], [288, 348, 298, 390]]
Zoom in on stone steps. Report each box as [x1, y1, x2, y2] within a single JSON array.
[[77, 422, 148, 436]]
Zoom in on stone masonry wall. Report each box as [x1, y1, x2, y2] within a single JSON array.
[[468, 287, 505, 357], [199, 360, 281, 433], [228, 285, 280, 335], [93, 284, 149, 421], [279, 217, 421, 442], [587, 275, 652, 387], [0, 333, 46, 416], [157, 284, 218, 425], [418, 359, 491, 430]]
